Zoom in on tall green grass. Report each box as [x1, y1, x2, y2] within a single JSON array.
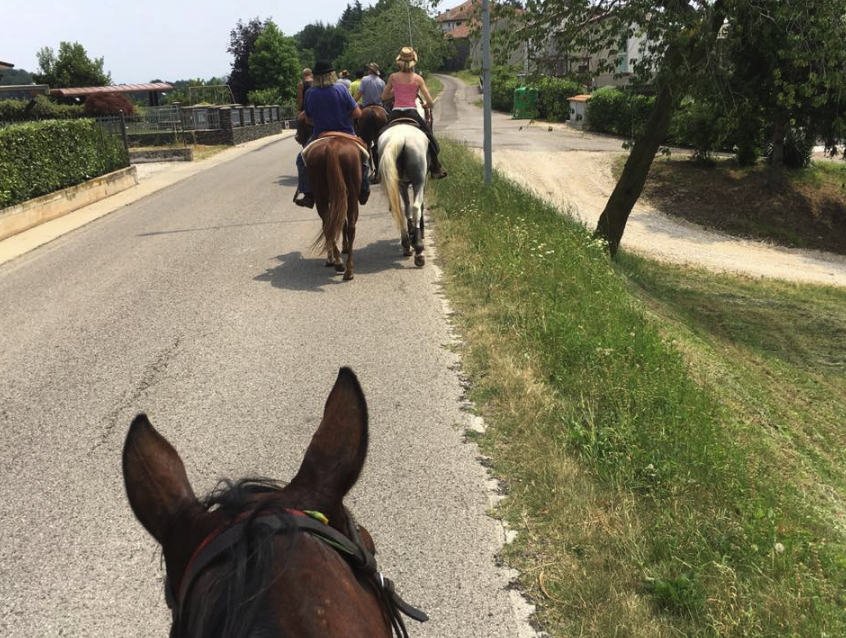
[[429, 140, 846, 637]]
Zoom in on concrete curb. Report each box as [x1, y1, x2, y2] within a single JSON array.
[[130, 148, 194, 163], [0, 167, 139, 242]]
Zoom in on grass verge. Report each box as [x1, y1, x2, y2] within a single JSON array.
[[447, 69, 481, 87], [429, 140, 846, 637]]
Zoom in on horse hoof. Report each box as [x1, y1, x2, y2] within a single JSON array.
[[414, 255, 425, 267], [403, 248, 414, 257], [335, 263, 346, 273], [343, 272, 354, 281], [324, 260, 335, 268]]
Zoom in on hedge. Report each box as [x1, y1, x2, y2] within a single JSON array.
[[0, 96, 84, 122], [586, 86, 655, 138], [489, 70, 587, 122], [0, 119, 128, 208]]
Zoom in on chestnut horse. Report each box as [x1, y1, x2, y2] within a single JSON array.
[[355, 105, 389, 182], [123, 368, 428, 638], [303, 136, 365, 280]]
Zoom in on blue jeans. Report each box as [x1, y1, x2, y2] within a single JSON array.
[[296, 141, 369, 197]]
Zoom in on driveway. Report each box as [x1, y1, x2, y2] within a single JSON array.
[[435, 74, 846, 287]]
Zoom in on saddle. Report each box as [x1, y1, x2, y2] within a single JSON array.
[[384, 117, 423, 132], [302, 132, 370, 165]]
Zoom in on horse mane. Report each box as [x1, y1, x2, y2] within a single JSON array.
[[183, 479, 300, 638]]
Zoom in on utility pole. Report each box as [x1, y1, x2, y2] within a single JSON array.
[[482, 0, 492, 185]]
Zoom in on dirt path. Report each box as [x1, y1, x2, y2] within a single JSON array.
[[436, 74, 846, 287]]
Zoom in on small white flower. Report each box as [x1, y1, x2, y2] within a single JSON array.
[[774, 542, 785, 554]]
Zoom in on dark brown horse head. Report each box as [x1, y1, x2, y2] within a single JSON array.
[[123, 368, 425, 638]]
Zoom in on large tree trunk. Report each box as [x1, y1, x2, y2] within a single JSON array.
[[593, 0, 727, 257], [771, 114, 787, 167], [594, 82, 676, 257]]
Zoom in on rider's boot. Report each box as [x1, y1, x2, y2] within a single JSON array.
[[428, 149, 448, 180], [359, 161, 371, 205]]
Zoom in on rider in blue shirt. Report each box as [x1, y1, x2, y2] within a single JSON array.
[[295, 60, 368, 208]]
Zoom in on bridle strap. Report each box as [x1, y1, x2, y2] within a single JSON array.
[[167, 508, 428, 638]]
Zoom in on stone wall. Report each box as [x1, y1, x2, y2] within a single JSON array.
[[128, 105, 295, 147]]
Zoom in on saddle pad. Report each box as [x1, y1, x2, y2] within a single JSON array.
[[302, 133, 370, 165], [385, 118, 422, 130]]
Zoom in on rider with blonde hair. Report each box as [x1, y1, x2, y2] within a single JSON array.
[[294, 60, 368, 208], [381, 47, 447, 179]]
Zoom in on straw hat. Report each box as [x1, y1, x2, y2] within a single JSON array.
[[396, 47, 418, 67], [366, 62, 380, 73]]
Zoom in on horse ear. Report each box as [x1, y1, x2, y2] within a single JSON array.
[[289, 368, 368, 506], [123, 414, 198, 545]]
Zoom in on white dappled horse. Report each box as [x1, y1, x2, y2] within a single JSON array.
[[377, 100, 429, 267]]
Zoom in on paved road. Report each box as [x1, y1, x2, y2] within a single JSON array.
[[0, 134, 534, 636], [435, 74, 846, 287]]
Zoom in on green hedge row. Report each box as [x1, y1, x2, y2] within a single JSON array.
[[0, 96, 85, 122], [586, 86, 656, 138], [490, 71, 586, 121], [0, 119, 128, 209]]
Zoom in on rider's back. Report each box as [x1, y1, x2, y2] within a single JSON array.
[[305, 84, 357, 138], [358, 74, 385, 106]]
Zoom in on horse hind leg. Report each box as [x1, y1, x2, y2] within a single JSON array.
[[343, 199, 357, 281], [400, 187, 413, 257], [411, 185, 426, 267]]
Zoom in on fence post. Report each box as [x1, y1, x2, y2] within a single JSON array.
[[119, 111, 129, 153], [220, 106, 235, 145]]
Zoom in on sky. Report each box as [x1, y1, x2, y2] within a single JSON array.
[[2, 0, 390, 84]]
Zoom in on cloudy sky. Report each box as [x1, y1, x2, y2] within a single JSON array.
[[3, 0, 398, 84]]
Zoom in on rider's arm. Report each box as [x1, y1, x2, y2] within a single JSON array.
[[381, 75, 394, 102], [297, 82, 304, 112], [417, 77, 435, 110], [351, 105, 362, 120]]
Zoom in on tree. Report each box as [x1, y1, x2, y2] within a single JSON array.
[[33, 41, 111, 88], [248, 21, 300, 104], [503, 1, 726, 256], [338, 1, 365, 31], [228, 18, 267, 104], [0, 68, 34, 86], [722, 1, 846, 168], [340, 0, 454, 74], [508, 0, 846, 255]]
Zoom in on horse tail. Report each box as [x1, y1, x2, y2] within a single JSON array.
[[312, 141, 349, 254], [379, 133, 407, 236]]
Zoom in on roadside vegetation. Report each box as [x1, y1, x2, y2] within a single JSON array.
[[429, 140, 846, 637]]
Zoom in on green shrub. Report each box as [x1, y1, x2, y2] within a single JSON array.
[[536, 77, 585, 121], [586, 87, 655, 138], [0, 119, 128, 208], [246, 88, 282, 106], [765, 126, 815, 169], [0, 95, 84, 122], [83, 92, 136, 116]]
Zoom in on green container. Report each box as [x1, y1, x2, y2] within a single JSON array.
[[512, 86, 539, 119]]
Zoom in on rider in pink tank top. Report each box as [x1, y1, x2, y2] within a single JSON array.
[[392, 82, 419, 109], [381, 47, 447, 179]]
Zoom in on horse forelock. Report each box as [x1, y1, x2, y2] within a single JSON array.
[[177, 479, 296, 638]]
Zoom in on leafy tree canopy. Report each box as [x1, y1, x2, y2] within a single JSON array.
[[0, 68, 34, 86], [249, 20, 300, 103], [33, 42, 111, 88], [339, 0, 454, 74], [228, 17, 267, 104]]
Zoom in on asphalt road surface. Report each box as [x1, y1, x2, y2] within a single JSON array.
[[0, 134, 535, 636]]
